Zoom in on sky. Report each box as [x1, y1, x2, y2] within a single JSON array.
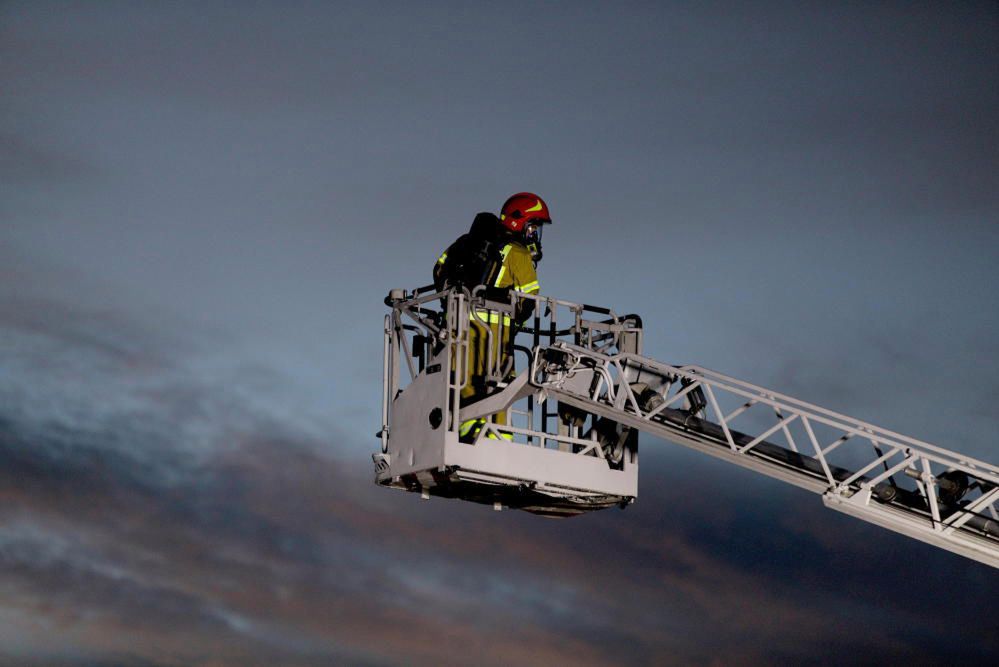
[[2, 1, 998, 665]]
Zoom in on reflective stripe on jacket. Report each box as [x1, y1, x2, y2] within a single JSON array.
[[493, 242, 539, 295]]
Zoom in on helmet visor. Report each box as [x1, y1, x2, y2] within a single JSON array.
[[524, 221, 543, 245]]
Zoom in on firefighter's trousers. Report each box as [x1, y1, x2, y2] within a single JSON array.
[[458, 309, 513, 440]]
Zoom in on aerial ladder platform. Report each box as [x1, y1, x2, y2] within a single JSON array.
[[375, 286, 999, 569]]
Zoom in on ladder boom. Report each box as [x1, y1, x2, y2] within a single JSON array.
[[531, 342, 999, 568], [377, 286, 999, 568]]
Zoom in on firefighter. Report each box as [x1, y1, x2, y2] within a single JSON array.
[[433, 192, 552, 442]]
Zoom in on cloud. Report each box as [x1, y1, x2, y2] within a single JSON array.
[[2, 283, 997, 666], [0, 292, 619, 664]]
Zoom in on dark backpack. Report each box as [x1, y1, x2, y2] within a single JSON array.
[[434, 213, 504, 293]]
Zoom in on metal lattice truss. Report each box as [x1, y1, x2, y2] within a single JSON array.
[[532, 342, 999, 568]]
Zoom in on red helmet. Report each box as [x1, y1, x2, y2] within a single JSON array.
[[499, 192, 551, 233]]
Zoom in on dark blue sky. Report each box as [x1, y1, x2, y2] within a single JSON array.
[[2, 2, 997, 665]]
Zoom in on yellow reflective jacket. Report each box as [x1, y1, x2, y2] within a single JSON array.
[[492, 241, 539, 296]]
